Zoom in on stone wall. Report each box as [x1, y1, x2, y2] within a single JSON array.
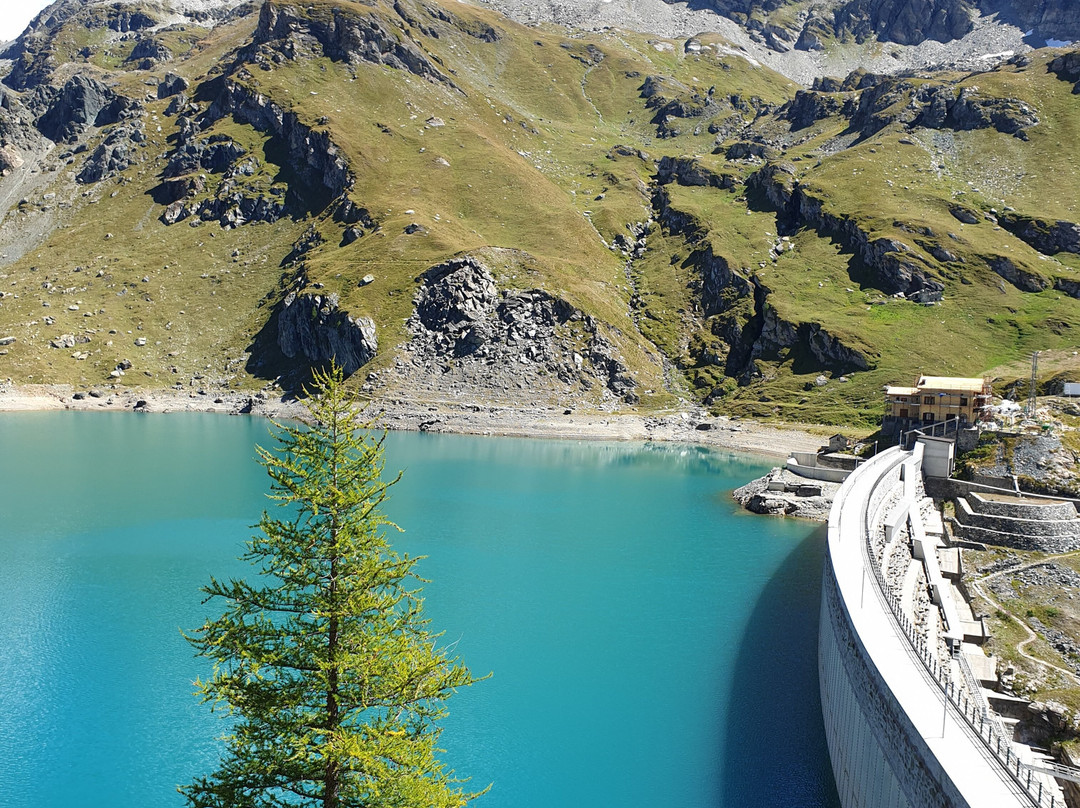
[[968, 492, 1077, 520], [925, 475, 1080, 507]]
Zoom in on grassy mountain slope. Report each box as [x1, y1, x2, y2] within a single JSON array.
[[0, 0, 1078, 426]]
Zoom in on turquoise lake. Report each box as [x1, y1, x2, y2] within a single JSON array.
[[0, 412, 839, 807]]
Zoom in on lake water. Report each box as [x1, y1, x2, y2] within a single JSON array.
[[0, 412, 839, 808]]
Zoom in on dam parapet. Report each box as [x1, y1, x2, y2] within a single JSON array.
[[820, 441, 1071, 808]]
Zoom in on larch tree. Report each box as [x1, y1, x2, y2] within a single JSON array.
[[183, 365, 482, 808]]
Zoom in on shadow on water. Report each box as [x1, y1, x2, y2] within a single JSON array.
[[719, 525, 842, 808]]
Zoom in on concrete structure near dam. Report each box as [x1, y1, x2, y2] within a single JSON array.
[[819, 443, 1064, 808]]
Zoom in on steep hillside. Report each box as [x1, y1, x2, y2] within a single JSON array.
[[0, 0, 1078, 426]]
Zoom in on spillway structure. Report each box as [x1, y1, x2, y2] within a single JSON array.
[[819, 442, 1062, 808]]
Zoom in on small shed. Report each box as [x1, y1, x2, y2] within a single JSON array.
[[827, 433, 852, 452]]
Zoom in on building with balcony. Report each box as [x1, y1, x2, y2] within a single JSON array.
[[883, 376, 991, 440]]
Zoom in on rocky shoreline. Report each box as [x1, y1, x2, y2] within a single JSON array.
[[0, 382, 824, 460], [732, 466, 841, 521]]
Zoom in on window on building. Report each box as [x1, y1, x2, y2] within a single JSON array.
[[922, 412, 935, 424], [899, 408, 909, 419], [960, 396, 968, 406], [923, 396, 935, 405]]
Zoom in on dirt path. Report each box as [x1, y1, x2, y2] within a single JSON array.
[[970, 554, 1080, 687]]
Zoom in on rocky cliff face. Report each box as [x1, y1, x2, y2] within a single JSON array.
[[245, 1, 455, 87], [399, 255, 639, 404], [787, 69, 1040, 140], [277, 291, 378, 375], [1, 0, 248, 91]]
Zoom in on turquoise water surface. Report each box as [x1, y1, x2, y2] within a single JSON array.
[[0, 412, 839, 808]]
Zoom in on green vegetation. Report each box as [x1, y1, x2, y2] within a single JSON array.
[[184, 366, 481, 808], [1, 0, 1079, 425]]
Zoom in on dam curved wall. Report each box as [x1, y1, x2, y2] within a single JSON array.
[[818, 447, 1043, 808]]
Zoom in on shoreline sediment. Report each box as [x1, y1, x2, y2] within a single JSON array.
[[0, 383, 827, 460]]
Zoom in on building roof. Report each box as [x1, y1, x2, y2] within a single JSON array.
[[916, 376, 986, 393], [885, 386, 919, 396]]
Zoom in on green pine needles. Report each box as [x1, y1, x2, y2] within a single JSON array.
[[183, 365, 483, 808]]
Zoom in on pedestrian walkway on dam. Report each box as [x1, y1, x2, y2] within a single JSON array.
[[823, 446, 1049, 808]]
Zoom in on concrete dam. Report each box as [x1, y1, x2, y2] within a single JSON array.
[[818, 442, 1063, 808]]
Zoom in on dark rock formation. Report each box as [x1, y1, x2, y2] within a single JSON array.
[[828, 0, 974, 45], [277, 291, 377, 375], [785, 90, 847, 130], [407, 256, 638, 402], [209, 81, 352, 200], [1049, 50, 1080, 94], [35, 75, 116, 143], [247, 1, 455, 88], [654, 185, 872, 382], [949, 204, 980, 224], [656, 156, 738, 189], [998, 213, 1080, 255], [986, 255, 1050, 292], [126, 37, 172, 67], [405, 1, 502, 41], [158, 73, 190, 99], [785, 74, 1038, 140], [749, 161, 945, 302], [76, 123, 146, 183], [164, 134, 248, 178]]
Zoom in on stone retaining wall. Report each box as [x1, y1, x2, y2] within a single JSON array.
[[968, 492, 1077, 520]]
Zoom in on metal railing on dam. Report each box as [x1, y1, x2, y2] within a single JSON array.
[[821, 445, 1058, 808]]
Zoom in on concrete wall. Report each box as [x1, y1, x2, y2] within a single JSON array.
[[787, 454, 850, 483], [820, 447, 1031, 808], [819, 568, 968, 808]]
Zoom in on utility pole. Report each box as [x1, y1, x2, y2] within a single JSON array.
[[1025, 351, 1040, 419]]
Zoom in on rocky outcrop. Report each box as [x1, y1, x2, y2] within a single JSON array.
[[827, 0, 974, 45], [1053, 277, 1080, 299], [403, 1, 502, 41], [913, 85, 1038, 140], [158, 73, 189, 100], [405, 255, 638, 403], [654, 183, 872, 382], [247, 1, 454, 87], [76, 123, 146, 183], [1049, 50, 1080, 94], [163, 133, 248, 177], [155, 75, 354, 226], [751, 304, 872, 371], [208, 81, 352, 200], [986, 255, 1049, 293], [641, 75, 744, 138], [693, 247, 754, 317], [749, 161, 945, 301], [998, 212, 1080, 256], [277, 291, 377, 375], [34, 75, 139, 143], [163, 192, 288, 227], [785, 90, 847, 130], [786, 75, 1038, 140], [126, 37, 172, 68], [656, 156, 738, 190]]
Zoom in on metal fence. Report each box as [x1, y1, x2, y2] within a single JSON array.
[[859, 452, 1060, 808]]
